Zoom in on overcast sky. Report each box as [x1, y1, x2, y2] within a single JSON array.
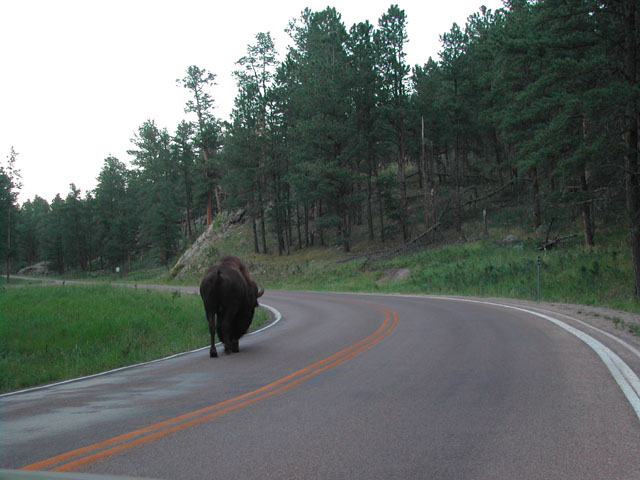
[[1, 0, 503, 205]]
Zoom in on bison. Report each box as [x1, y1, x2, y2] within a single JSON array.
[[199, 255, 264, 357]]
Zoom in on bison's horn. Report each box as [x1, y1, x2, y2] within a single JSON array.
[[257, 285, 265, 297]]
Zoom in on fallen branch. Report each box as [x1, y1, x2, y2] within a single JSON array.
[[544, 217, 556, 245], [333, 222, 441, 264], [537, 234, 577, 251], [399, 222, 441, 251], [462, 180, 515, 207]]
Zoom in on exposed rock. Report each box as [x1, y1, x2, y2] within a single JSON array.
[[170, 211, 246, 279], [170, 224, 224, 279], [18, 261, 50, 276], [502, 234, 520, 245]]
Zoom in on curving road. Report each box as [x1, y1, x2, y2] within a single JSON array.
[[2, 290, 640, 479]]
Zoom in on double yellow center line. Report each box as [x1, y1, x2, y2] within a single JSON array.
[[22, 297, 398, 473]]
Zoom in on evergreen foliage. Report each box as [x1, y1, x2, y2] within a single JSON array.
[[5, 1, 640, 296]]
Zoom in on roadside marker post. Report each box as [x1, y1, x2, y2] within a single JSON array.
[[537, 256, 541, 302]]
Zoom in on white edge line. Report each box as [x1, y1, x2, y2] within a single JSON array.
[[342, 291, 640, 360], [0, 303, 282, 399], [521, 305, 640, 359], [428, 296, 640, 421], [315, 291, 640, 421]]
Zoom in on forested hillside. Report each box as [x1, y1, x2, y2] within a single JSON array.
[[2, 0, 639, 296]]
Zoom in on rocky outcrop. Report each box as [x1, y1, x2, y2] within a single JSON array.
[[170, 211, 246, 279], [17, 261, 50, 276]]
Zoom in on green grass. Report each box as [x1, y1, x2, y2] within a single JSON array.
[[0, 276, 39, 287], [253, 230, 639, 314], [0, 285, 270, 393], [119, 212, 639, 315]]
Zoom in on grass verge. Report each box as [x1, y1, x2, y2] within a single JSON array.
[[256, 235, 640, 314], [0, 285, 270, 393]]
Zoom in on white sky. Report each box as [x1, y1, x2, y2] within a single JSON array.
[[1, 0, 503, 205]]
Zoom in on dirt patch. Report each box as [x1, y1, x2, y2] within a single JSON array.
[[378, 267, 411, 283]]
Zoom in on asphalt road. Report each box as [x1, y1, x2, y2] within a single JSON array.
[[2, 290, 640, 479]]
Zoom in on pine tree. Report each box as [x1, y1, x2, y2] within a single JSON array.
[[375, 5, 411, 242], [230, 32, 279, 254], [348, 20, 383, 241], [128, 120, 182, 264], [94, 156, 135, 269], [286, 8, 357, 252], [172, 121, 196, 237], [177, 66, 221, 225]]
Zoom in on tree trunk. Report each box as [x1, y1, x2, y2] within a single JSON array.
[[185, 203, 192, 237], [275, 178, 284, 256], [206, 191, 213, 226], [286, 188, 293, 253], [256, 183, 267, 254], [580, 173, 595, 251], [252, 214, 259, 254], [493, 129, 504, 187], [455, 142, 462, 234], [580, 118, 595, 249], [483, 208, 488, 236], [202, 147, 214, 226], [6, 207, 10, 284], [623, 0, 640, 296], [531, 166, 541, 230], [377, 175, 385, 243], [421, 117, 431, 231], [214, 185, 221, 214], [296, 204, 303, 250], [182, 165, 193, 237], [341, 207, 351, 253], [318, 201, 325, 247], [260, 206, 267, 254], [367, 163, 374, 241], [304, 203, 310, 248], [398, 132, 409, 242]]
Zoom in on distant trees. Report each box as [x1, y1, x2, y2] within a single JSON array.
[[618, 0, 640, 296], [128, 120, 182, 264], [6, 1, 640, 296], [1, 147, 21, 282], [94, 156, 135, 268], [16, 195, 48, 266]]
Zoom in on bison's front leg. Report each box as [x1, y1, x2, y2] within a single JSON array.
[[207, 312, 218, 358], [231, 338, 240, 353]]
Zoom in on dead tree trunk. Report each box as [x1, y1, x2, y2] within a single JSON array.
[[421, 117, 432, 231], [580, 171, 595, 250]]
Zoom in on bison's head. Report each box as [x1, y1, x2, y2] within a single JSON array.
[[253, 281, 265, 306]]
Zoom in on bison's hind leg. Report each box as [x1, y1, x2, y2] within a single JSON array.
[[217, 307, 239, 355], [231, 338, 240, 353], [207, 312, 218, 358], [223, 341, 235, 355], [220, 332, 233, 355]]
